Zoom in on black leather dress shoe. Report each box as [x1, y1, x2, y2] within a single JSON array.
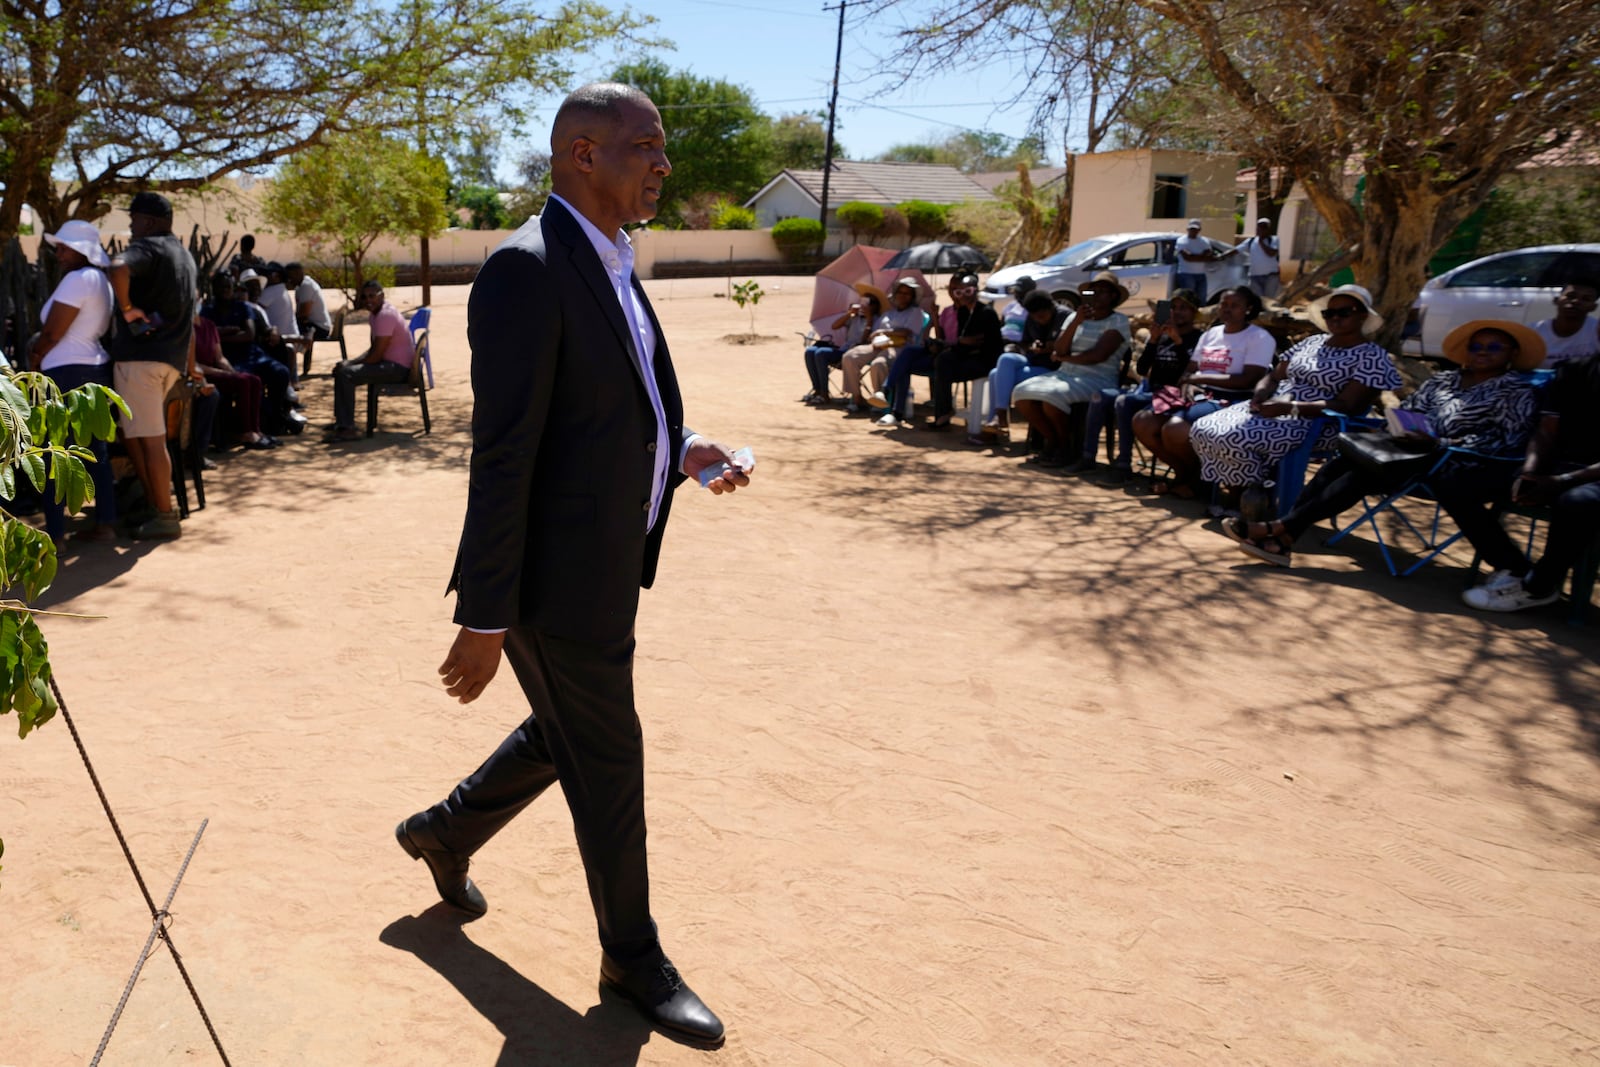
[[395, 815, 487, 917], [600, 953, 724, 1046]]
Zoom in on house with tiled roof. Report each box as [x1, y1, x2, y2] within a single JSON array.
[[744, 160, 997, 231]]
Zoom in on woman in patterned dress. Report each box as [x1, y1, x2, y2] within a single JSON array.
[[1011, 271, 1131, 466], [1232, 319, 1544, 565], [1189, 284, 1402, 501]]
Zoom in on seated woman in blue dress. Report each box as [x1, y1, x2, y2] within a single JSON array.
[[1231, 319, 1542, 566]]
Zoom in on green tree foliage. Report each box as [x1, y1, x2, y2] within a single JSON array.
[[710, 201, 757, 230], [262, 133, 450, 290], [771, 217, 825, 261], [835, 202, 886, 244], [897, 200, 950, 240], [767, 112, 838, 171], [877, 131, 1045, 173], [610, 59, 773, 228], [455, 185, 508, 230], [0, 0, 647, 242], [946, 201, 1016, 255], [1479, 171, 1600, 255]]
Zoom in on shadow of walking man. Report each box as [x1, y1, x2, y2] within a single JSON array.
[[380, 910, 651, 1066]]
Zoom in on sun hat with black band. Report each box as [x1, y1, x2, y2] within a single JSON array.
[[1441, 319, 1546, 371], [128, 191, 173, 219], [1079, 270, 1129, 308], [43, 219, 110, 268], [1308, 283, 1384, 337]]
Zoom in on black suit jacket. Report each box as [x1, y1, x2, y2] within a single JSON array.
[[449, 199, 690, 644]]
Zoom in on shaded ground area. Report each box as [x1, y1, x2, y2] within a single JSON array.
[[2, 278, 1598, 1065]]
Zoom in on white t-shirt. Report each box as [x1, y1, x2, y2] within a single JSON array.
[[1533, 316, 1600, 368], [40, 266, 113, 370], [1175, 234, 1211, 267], [260, 282, 299, 338], [295, 275, 333, 332], [1243, 235, 1279, 275], [879, 305, 928, 341], [1193, 323, 1276, 376]]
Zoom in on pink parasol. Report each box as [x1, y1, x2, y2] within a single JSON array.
[[809, 245, 937, 344]]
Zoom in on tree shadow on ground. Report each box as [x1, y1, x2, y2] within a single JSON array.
[[379, 911, 652, 1067]]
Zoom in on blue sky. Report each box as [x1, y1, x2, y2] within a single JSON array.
[[501, 0, 1048, 178]]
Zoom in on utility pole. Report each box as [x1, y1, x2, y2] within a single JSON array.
[[818, 0, 848, 254]]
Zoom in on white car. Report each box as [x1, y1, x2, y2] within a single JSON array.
[[981, 231, 1249, 308], [1402, 244, 1600, 358]]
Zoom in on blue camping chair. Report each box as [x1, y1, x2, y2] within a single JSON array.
[[1273, 410, 1382, 516], [407, 307, 434, 388]]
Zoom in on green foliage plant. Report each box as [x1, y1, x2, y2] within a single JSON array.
[[262, 132, 450, 291], [771, 217, 824, 263], [710, 200, 757, 230], [454, 184, 508, 230], [730, 280, 763, 332], [897, 200, 950, 241], [834, 201, 885, 245], [0, 370, 128, 874]]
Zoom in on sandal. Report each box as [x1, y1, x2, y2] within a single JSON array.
[[1152, 478, 1196, 499], [1237, 523, 1293, 567]]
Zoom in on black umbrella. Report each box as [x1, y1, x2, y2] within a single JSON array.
[[884, 242, 993, 272]]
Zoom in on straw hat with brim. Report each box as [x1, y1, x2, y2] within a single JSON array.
[[1080, 271, 1129, 308], [43, 220, 109, 268], [853, 282, 888, 308], [1441, 319, 1546, 371], [1308, 283, 1384, 337]]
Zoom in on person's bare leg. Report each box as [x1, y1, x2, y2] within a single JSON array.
[[131, 435, 173, 514]]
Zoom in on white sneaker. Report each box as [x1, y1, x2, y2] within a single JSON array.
[[875, 412, 899, 427], [866, 391, 889, 410], [1461, 577, 1560, 613], [1478, 569, 1522, 593]]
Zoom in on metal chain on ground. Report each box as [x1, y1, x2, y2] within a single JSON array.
[[49, 675, 233, 1066]]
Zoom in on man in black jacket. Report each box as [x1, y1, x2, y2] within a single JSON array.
[[395, 83, 749, 1047]]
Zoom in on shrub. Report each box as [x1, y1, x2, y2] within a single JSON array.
[[454, 185, 507, 230], [897, 200, 950, 240], [710, 200, 757, 230], [946, 200, 1017, 258], [834, 201, 885, 244], [771, 216, 824, 262]]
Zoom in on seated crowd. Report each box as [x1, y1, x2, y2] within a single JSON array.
[[798, 269, 1600, 616], [13, 210, 408, 544]]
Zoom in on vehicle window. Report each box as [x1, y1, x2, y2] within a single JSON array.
[[1115, 242, 1161, 267], [1446, 251, 1565, 288], [1542, 251, 1600, 287], [1040, 238, 1117, 268]]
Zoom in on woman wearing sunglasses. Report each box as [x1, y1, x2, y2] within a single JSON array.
[[1189, 283, 1402, 511], [1231, 319, 1542, 566]]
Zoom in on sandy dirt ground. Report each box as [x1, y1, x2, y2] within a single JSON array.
[[2, 277, 1599, 1067]]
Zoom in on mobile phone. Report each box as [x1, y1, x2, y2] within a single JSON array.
[[128, 311, 163, 336], [1153, 300, 1171, 326], [697, 446, 756, 488]]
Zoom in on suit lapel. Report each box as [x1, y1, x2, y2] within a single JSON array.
[[544, 199, 653, 393]]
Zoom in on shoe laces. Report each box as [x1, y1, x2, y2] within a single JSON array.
[[649, 960, 685, 997]]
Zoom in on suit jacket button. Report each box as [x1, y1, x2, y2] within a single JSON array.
[[646, 441, 657, 452], [641, 500, 650, 512]]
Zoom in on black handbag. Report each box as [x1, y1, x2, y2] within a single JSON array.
[[1336, 430, 1440, 490]]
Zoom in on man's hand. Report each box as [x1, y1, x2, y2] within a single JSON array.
[[1252, 398, 1294, 418], [439, 628, 506, 704], [1513, 473, 1562, 506], [683, 440, 752, 495]]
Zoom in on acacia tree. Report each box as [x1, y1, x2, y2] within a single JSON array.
[[0, 0, 390, 240], [884, 0, 1600, 342], [261, 133, 450, 291]]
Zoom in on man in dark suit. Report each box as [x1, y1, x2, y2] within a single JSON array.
[[395, 82, 749, 1047]]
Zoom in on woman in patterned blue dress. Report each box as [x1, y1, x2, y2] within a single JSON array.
[[1230, 319, 1543, 565], [1189, 284, 1402, 494]]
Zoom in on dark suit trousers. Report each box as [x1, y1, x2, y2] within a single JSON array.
[[424, 626, 658, 963]]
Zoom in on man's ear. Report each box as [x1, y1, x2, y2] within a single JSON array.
[[569, 136, 596, 175]]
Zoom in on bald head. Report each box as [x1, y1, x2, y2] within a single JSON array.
[[551, 82, 656, 155]]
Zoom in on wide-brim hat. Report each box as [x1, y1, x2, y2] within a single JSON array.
[[43, 219, 109, 268], [853, 282, 888, 308], [889, 277, 920, 295], [1080, 270, 1129, 308], [1441, 319, 1546, 371], [237, 268, 263, 286], [1309, 283, 1384, 337]]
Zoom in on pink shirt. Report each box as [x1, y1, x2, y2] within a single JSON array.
[[372, 301, 414, 367]]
